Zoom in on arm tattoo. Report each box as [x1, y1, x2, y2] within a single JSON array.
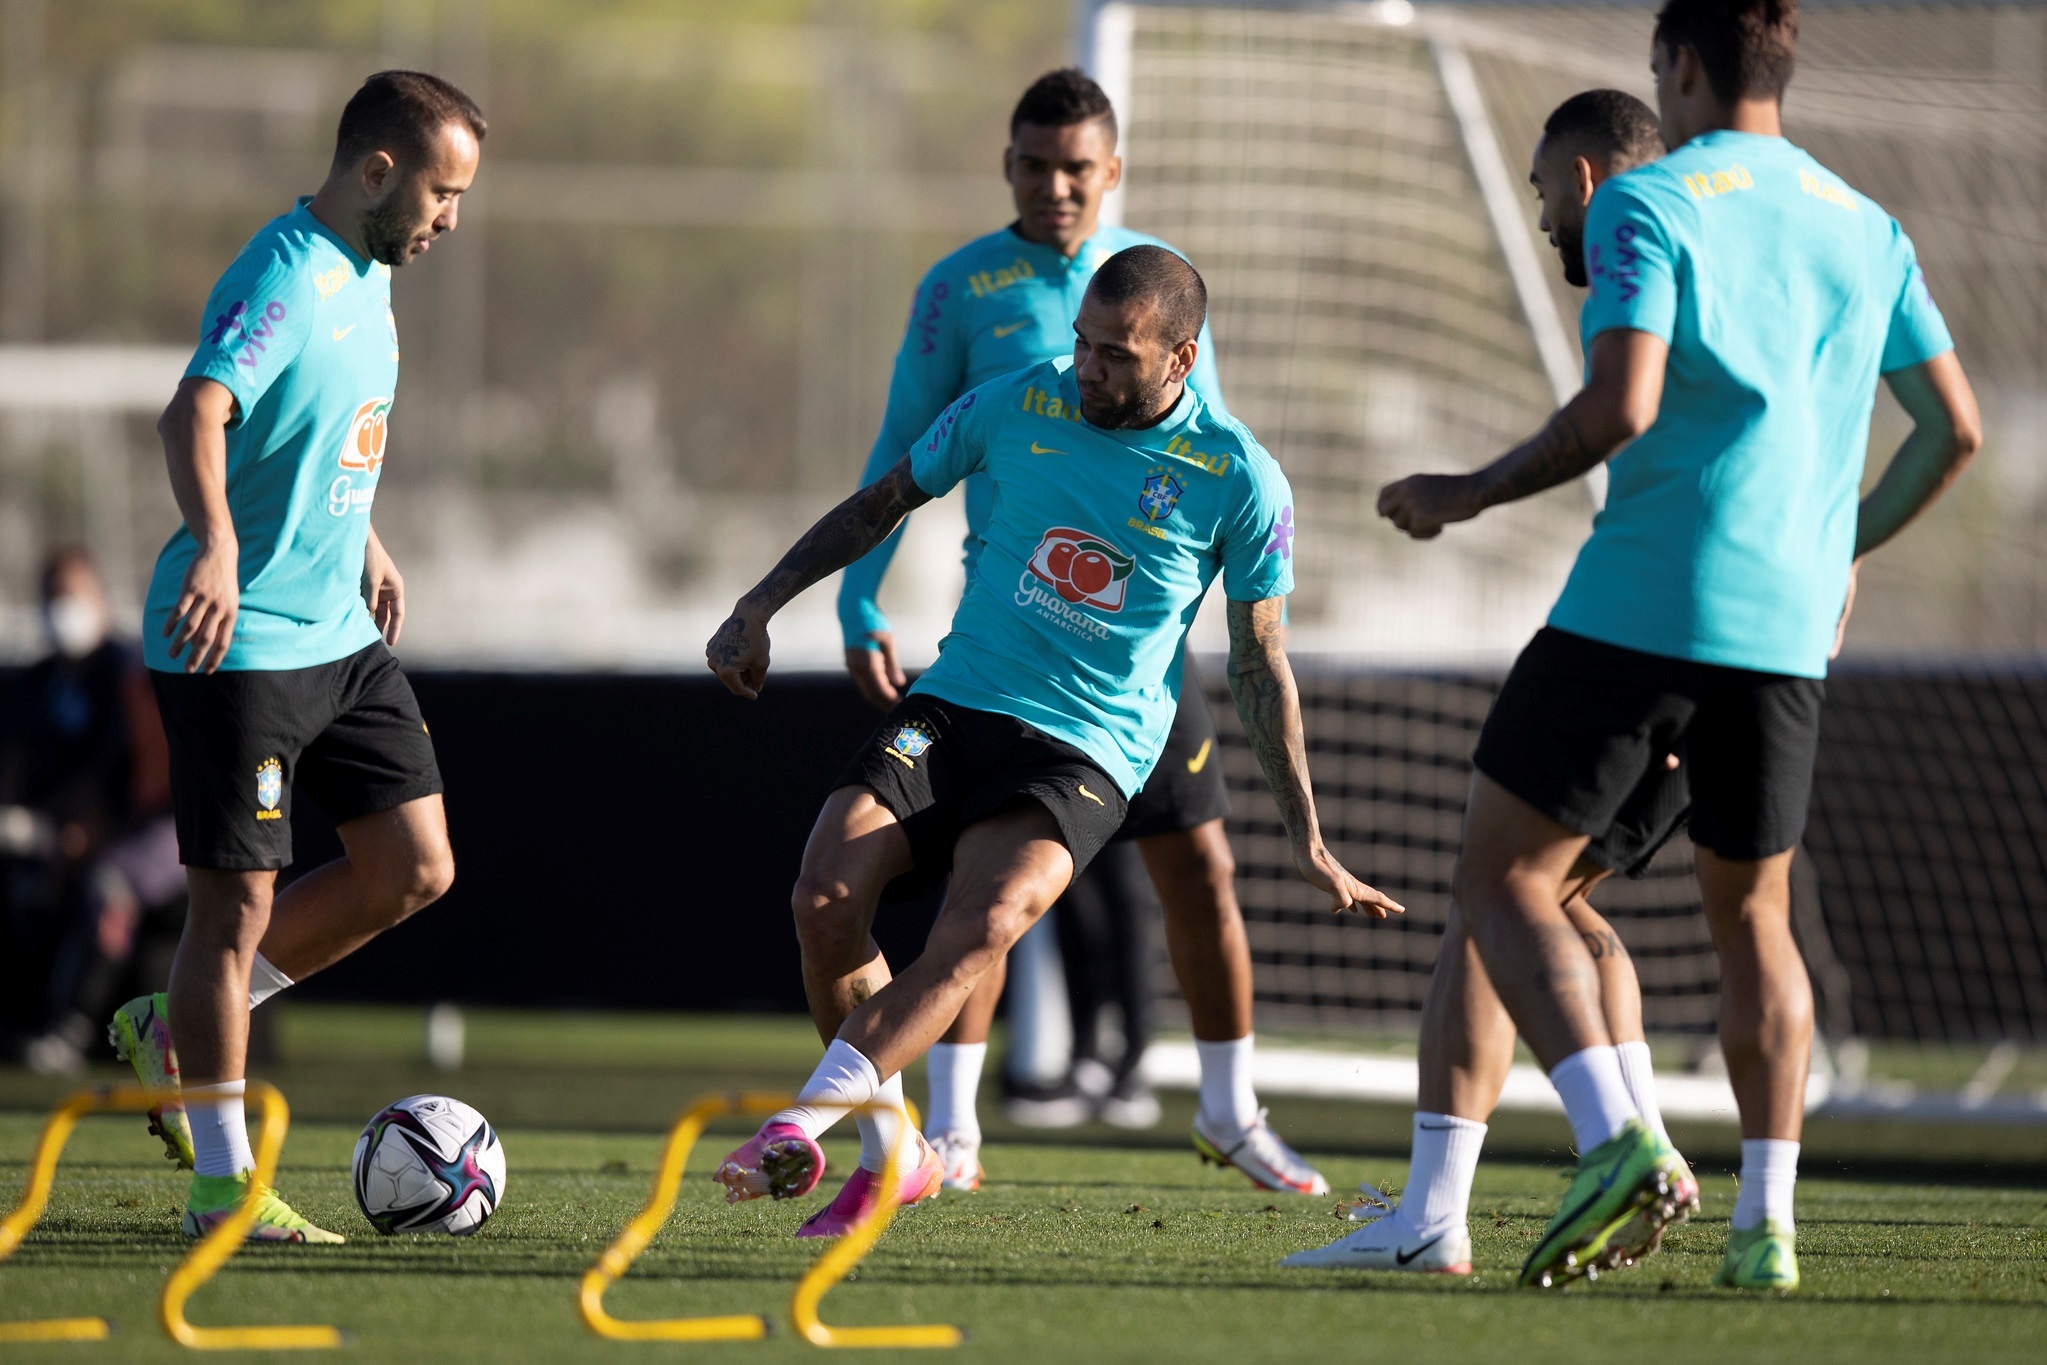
[[741, 458, 931, 618], [1225, 597, 1320, 848], [1579, 928, 1627, 961], [847, 976, 878, 1008], [1468, 406, 1606, 510]]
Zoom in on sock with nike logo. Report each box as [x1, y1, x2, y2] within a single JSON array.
[[1401, 1111, 1486, 1235]]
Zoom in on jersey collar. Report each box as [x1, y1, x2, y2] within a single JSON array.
[[294, 196, 376, 275], [1004, 221, 1119, 272]]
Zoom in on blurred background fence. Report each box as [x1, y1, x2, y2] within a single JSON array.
[[1, 0, 2043, 1058]]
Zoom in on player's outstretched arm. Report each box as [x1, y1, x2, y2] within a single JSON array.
[[157, 376, 241, 674], [1854, 352, 1982, 559], [1224, 596, 1404, 918], [1378, 329, 1667, 540], [707, 457, 933, 699]]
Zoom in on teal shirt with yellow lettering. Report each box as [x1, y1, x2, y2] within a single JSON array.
[[144, 198, 398, 672], [906, 358, 1290, 794], [1552, 131, 1953, 678], [836, 223, 1226, 647]]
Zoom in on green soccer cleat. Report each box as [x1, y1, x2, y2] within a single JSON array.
[[108, 993, 194, 1169], [182, 1172, 345, 1244], [1519, 1119, 1693, 1289], [1715, 1220, 1799, 1290]]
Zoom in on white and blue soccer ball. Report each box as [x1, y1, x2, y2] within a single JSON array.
[[351, 1094, 506, 1236]]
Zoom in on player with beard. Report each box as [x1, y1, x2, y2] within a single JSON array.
[[1375, 0, 1978, 1289], [838, 68, 1327, 1197], [1286, 90, 1684, 1276], [108, 71, 483, 1243], [707, 246, 1402, 1237]]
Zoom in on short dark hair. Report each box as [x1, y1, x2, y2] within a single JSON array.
[[1542, 90, 1665, 171], [1654, 0, 1799, 105], [332, 70, 487, 171], [1010, 67, 1117, 144], [1087, 245, 1206, 347]]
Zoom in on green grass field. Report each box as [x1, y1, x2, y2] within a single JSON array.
[[2, 1007, 2042, 1363]]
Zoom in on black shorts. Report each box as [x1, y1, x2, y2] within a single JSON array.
[[834, 695, 1129, 904], [1118, 655, 1230, 842], [151, 641, 443, 872], [1474, 628, 1823, 862], [1579, 755, 1690, 880]]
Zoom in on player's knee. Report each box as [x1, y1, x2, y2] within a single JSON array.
[[790, 874, 861, 948], [408, 844, 456, 910]]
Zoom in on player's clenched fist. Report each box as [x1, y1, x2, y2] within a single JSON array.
[[707, 611, 771, 700], [1293, 842, 1405, 919], [1377, 473, 1481, 541]]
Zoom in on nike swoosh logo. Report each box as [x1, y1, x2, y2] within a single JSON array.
[[993, 320, 1028, 338], [1076, 784, 1105, 806], [1029, 441, 1066, 455], [1185, 738, 1212, 774], [1395, 1235, 1445, 1266], [332, 324, 356, 341]]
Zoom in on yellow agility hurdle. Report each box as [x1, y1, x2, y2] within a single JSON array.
[[579, 1090, 790, 1343], [579, 1089, 961, 1348], [0, 1081, 342, 1350]]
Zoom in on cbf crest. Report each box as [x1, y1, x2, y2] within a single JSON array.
[[255, 757, 283, 814], [1139, 466, 1185, 522], [887, 723, 936, 769]]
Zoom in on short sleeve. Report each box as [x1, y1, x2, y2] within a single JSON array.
[[1220, 449, 1296, 602], [184, 245, 313, 424], [1581, 179, 1679, 345], [907, 386, 989, 499], [1878, 221, 1954, 374]]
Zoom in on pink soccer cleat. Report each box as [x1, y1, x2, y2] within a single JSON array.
[[713, 1121, 826, 1203], [794, 1131, 945, 1239]]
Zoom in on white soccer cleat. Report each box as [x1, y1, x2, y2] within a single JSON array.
[[1281, 1212, 1472, 1273], [1191, 1108, 1329, 1196], [928, 1129, 984, 1192]]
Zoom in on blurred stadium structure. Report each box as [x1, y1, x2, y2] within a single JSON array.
[[1, 1, 2042, 1093]]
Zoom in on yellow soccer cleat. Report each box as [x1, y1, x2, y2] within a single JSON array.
[[1715, 1219, 1799, 1290], [108, 993, 194, 1169], [183, 1172, 345, 1244]]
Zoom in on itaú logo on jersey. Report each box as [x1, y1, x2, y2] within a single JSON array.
[[339, 397, 392, 475], [1023, 527, 1134, 612]]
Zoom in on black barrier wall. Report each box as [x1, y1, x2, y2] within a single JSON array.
[[5, 665, 2043, 1040]]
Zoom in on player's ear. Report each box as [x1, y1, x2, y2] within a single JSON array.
[[1102, 152, 1123, 194], [1574, 154, 1598, 208], [1002, 144, 1018, 185], [1676, 44, 1706, 101], [1170, 335, 1198, 384], [360, 150, 396, 197]]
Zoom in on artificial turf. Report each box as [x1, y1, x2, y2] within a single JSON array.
[[0, 1007, 2041, 1363]]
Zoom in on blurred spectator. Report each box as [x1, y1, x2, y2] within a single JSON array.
[[1, 548, 184, 1073]]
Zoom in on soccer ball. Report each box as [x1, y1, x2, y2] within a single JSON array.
[[350, 1094, 506, 1236]]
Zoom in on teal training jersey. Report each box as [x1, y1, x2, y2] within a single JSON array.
[[907, 358, 1292, 794], [144, 198, 398, 673], [837, 222, 1227, 647], [1551, 131, 1953, 678]]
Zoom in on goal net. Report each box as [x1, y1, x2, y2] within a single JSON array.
[[1089, 1, 2047, 1089]]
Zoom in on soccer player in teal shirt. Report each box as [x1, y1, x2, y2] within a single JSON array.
[[837, 69, 1327, 1203], [1377, 0, 1980, 1290], [109, 72, 486, 1244], [707, 248, 1401, 1236]]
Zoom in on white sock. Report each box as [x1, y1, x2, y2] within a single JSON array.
[[1194, 1034, 1259, 1135], [1732, 1138, 1799, 1231], [186, 1080, 255, 1178], [247, 953, 294, 1010], [1399, 1112, 1487, 1234], [771, 1038, 880, 1141], [1616, 1040, 1668, 1141], [856, 1072, 909, 1173], [1548, 1045, 1638, 1152], [924, 1042, 985, 1144]]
